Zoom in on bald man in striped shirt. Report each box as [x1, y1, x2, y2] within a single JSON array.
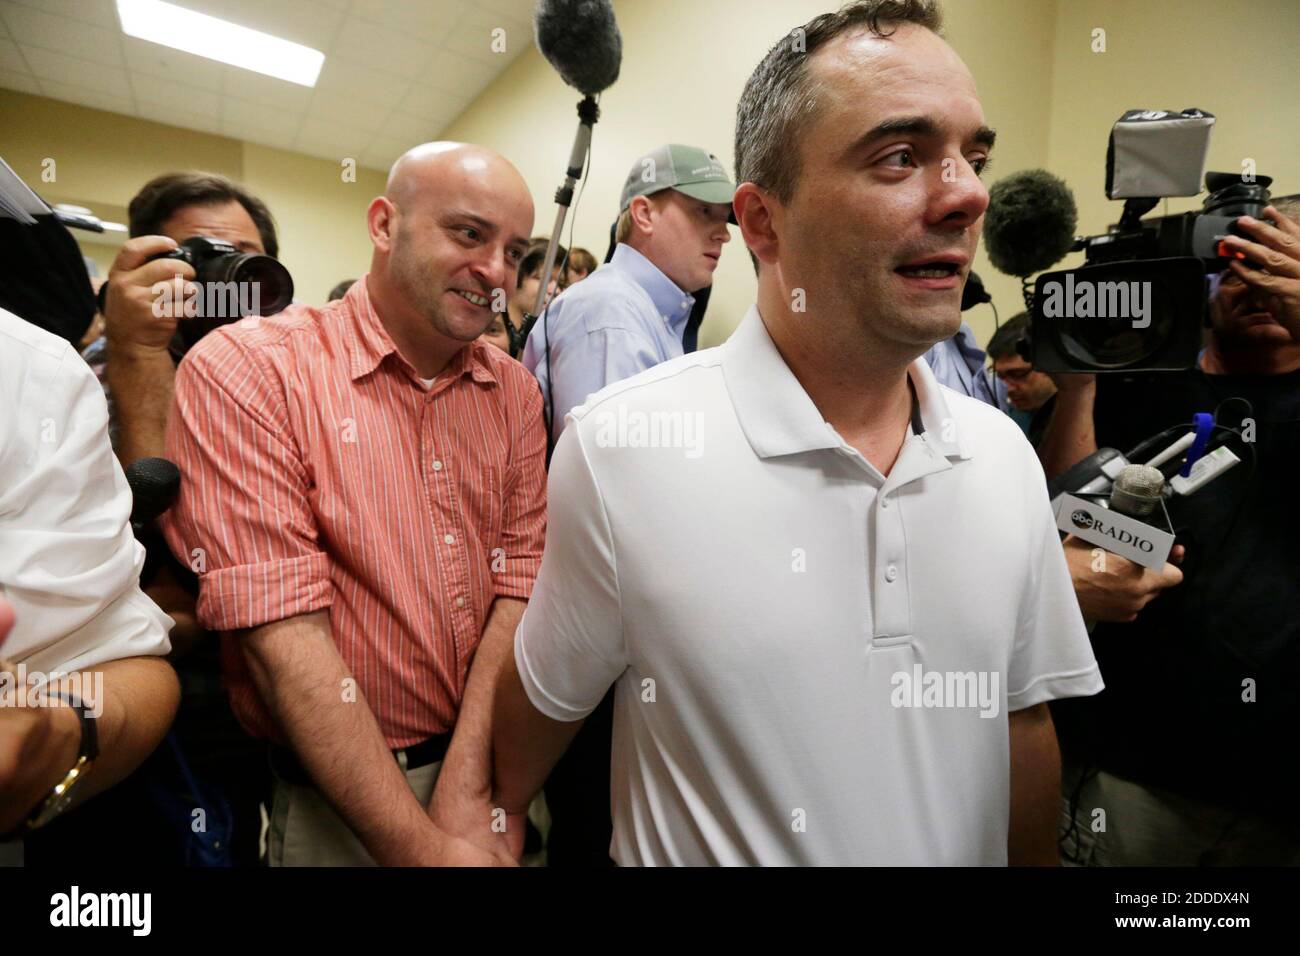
[[162, 143, 546, 866]]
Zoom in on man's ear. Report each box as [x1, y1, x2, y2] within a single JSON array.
[[368, 196, 397, 253], [627, 194, 656, 238], [734, 183, 780, 269]]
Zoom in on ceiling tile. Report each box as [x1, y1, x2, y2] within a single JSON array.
[[0, 36, 26, 71], [305, 85, 393, 134], [220, 115, 288, 144], [221, 93, 293, 131], [220, 66, 313, 111], [314, 55, 407, 105], [0, 65, 38, 94], [375, 110, 437, 145], [397, 84, 470, 123], [24, 47, 133, 98], [348, 0, 464, 44], [210, 0, 344, 52], [1, 2, 124, 68], [330, 16, 439, 80], [122, 36, 225, 93], [6, 0, 119, 30], [136, 98, 224, 136], [36, 78, 133, 116], [134, 80, 221, 118], [295, 116, 374, 160], [441, 5, 531, 65], [419, 48, 499, 96]]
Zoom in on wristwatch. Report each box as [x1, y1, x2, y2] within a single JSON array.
[[8, 690, 99, 837]]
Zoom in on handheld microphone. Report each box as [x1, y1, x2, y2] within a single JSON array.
[[1108, 463, 1165, 518], [125, 457, 181, 530]]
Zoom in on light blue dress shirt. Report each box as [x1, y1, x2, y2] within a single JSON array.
[[922, 321, 1008, 410], [523, 243, 694, 444]]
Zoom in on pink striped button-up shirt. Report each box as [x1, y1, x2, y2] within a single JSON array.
[[161, 276, 547, 746]]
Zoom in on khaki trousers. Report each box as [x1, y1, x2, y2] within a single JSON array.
[[267, 752, 441, 867], [1060, 764, 1300, 867]]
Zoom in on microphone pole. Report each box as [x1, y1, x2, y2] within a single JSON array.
[[520, 95, 599, 346]]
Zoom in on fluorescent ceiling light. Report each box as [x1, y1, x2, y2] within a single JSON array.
[[116, 0, 324, 87]]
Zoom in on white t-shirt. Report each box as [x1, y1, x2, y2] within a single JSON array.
[[0, 308, 172, 673], [516, 305, 1102, 866]]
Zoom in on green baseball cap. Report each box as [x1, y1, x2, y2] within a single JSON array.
[[619, 143, 737, 214]]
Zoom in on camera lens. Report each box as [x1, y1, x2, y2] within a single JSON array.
[[195, 253, 294, 315]]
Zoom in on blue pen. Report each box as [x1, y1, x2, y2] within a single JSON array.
[[1180, 412, 1215, 478]]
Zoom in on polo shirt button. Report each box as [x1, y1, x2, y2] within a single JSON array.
[[886, 565, 898, 582], [444, 533, 455, 545], [880, 497, 889, 509], [455, 596, 466, 608], [432, 460, 443, 471]]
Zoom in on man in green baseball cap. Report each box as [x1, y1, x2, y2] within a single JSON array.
[[520, 142, 735, 866]]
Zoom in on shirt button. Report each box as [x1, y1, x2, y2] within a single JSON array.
[[886, 565, 898, 582], [880, 497, 889, 509], [444, 533, 455, 545], [432, 460, 443, 471], [455, 596, 466, 608]]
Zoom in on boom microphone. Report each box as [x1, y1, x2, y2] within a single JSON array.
[[983, 169, 1078, 278], [534, 0, 623, 95]]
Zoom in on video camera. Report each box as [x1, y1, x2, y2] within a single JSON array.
[[1014, 110, 1275, 373]]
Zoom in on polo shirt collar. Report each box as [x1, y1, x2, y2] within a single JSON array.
[[722, 305, 972, 462], [344, 274, 497, 387], [610, 243, 695, 336]]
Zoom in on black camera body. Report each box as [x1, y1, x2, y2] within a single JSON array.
[[150, 236, 294, 360], [1030, 109, 1273, 373]]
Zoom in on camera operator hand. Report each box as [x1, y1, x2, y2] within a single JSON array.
[[1220, 205, 1300, 341], [103, 236, 197, 464], [104, 236, 198, 354], [1063, 535, 1185, 624]]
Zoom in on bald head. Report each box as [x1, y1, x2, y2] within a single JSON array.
[[366, 141, 536, 365], [385, 141, 530, 212]]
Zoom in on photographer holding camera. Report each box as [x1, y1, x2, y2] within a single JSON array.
[[1043, 197, 1300, 865], [59, 172, 282, 866], [89, 172, 280, 466]]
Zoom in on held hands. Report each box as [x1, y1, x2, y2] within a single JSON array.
[[104, 236, 197, 355], [1063, 535, 1185, 624], [428, 768, 524, 866]]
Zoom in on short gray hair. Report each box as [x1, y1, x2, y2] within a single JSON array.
[[734, 0, 943, 205]]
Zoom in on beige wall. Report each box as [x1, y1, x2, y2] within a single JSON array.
[[0, 88, 387, 306], [441, 0, 1299, 349], [1045, 0, 1300, 281]]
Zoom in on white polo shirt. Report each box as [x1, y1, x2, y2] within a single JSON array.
[[516, 305, 1102, 866]]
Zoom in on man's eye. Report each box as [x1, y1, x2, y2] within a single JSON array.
[[881, 149, 916, 169], [461, 227, 480, 241], [971, 155, 992, 176]]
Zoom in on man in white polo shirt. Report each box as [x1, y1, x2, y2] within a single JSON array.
[[489, 0, 1102, 866]]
